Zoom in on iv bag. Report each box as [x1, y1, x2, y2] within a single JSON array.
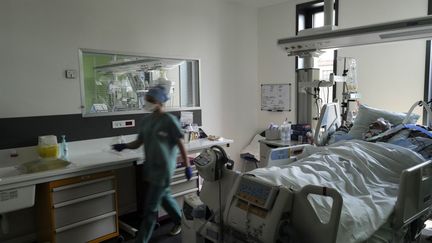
[[337, 57, 358, 93]]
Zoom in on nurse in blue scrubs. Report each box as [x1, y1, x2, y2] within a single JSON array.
[[112, 85, 193, 243]]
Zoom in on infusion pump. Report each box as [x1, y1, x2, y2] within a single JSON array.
[[224, 175, 294, 243], [193, 145, 233, 182]]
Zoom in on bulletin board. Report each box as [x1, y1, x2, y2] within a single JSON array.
[[261, 83, 292, 112]]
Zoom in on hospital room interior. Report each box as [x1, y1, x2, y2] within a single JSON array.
[[2, 0, 432, 242]]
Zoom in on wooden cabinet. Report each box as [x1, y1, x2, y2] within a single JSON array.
[[36, 171, 119, 243]]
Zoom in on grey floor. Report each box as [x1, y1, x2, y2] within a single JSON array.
[[104, 221, 181, 243]]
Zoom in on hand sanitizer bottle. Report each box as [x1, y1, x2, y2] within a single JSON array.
[[60, 135, 69, 160]]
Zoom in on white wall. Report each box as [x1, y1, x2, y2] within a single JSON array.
[[0, 0, 258, 241], [338, 0, 427, 113], [258, 0, 428, 129], [0, 0, 258, 162], [257, 1, 302, 128]]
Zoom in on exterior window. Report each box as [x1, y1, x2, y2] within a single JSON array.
[[313, 12, 324, 27]]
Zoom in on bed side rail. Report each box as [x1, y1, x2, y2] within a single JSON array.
[[393, 160, 432, 229], [291, 185, 343, 243], [266, 144, 311, 167]]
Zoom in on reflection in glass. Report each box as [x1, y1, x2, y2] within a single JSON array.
[[80, 50, 200, 116]]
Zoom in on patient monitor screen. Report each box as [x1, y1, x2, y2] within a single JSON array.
[[236, 177, 277, 209]]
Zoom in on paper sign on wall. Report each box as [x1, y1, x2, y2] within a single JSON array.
[[261, 84, 292, 112]]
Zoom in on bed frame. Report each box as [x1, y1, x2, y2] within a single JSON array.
[[393, 160, 432, 230], [290, 100, 432, 242], [196, 159, 432, 243], [197, 101, 432, 243], [284, 160, 432, 243]]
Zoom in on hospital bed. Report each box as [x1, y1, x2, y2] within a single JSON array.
[[184, 102, 432, 243]]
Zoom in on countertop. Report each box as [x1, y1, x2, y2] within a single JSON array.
[[0, 138, 232, 190]]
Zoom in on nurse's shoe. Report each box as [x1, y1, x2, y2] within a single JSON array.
[[169, 224, 182, 236]]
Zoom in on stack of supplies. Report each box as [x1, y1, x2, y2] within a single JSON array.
[[291, 124, 312, 142]]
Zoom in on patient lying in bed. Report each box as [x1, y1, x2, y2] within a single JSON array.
[[250, 140, 426, 243], [327, 103, 431, 159]]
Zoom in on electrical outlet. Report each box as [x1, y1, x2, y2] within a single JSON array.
[[112, 120, 135, 129], [65, 69, 77, 79]]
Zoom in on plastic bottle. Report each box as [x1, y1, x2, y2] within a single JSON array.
[[60, 135, 69, 160], [280, 119, 292, 142]]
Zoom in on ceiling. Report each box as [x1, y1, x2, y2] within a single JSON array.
[[225, 0, 291, 8]]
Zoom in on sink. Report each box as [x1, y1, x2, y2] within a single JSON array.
[[16, 158, 71, 173], [0, 159, 71, 214], [0, 185, 35, 214], [0, 159, 70, 214]]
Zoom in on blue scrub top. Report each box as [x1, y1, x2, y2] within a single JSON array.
[[138, 113, 184, 186]]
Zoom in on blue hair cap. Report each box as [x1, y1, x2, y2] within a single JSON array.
[[146, 85, 169, 103]]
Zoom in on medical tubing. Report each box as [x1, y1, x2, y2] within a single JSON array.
[[196, 211, 216, 235], [209, 145, 227, 242], [316, 82, 324, 119], [403, 100, 432, 128], [219, 179, 223, 243]]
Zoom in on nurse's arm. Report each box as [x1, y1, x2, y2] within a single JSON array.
[[177, 139, 190, 167], [126, 138, 143, 149]]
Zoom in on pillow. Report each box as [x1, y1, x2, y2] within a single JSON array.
[[348, 104, 420, 139]]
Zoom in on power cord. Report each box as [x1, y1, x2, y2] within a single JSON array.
[[219, 179, 224, 243]]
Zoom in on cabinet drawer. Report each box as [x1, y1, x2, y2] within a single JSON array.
[[173, 165, 196, 177], [171, 179, 198, 195], [52, 176, 115, 204], [55, 213, 117, 243], [54, 191, 116, 228], [171, 170, 198, 183]]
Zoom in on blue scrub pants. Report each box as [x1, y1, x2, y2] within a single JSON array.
[[135, 181, 182, 243]]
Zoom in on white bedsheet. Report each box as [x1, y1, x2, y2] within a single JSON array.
[[249, 140, 425, 243]]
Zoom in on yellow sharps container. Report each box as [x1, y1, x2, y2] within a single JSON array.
[[37, 135, 59, 159]]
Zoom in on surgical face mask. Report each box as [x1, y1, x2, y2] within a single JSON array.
[[144, 102, 158, 112]]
